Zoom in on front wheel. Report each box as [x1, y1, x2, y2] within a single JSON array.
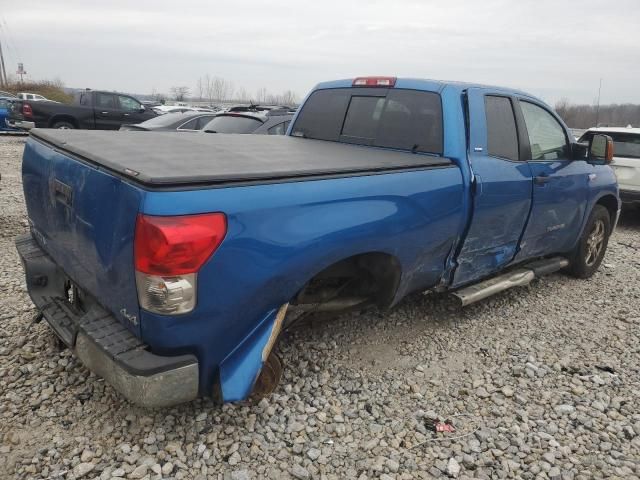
[[566, 205, 611, 278]]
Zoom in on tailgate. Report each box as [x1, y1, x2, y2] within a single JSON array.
[[22, 136, 144, 335]]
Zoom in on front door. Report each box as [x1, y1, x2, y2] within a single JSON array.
[[514, 99, 589, 261], [452, 88, 533, 287], [117, 95, 151, 125]]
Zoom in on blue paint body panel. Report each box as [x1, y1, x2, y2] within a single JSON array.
[[20, 77, 621, 402]]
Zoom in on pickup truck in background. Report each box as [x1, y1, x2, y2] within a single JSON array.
[[7, 89, 156, 130], [16, 76, 619, 407]]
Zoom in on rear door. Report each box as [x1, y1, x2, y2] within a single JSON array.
[[94, 92, 123, 129], [513, 99, 589, 260], [452, 88, 533, 287]]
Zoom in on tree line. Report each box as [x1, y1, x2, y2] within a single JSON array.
[[152, 76, 299, 106], [555, 100, 640, 129]]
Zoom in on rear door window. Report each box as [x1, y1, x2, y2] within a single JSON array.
[[96, 93, 116, 109], [195, 115, 216, 129], [292, 88, 442, 154], [178, 118, 199, 130], [267, 121, 289, 135], [485, 96, 520, 161]]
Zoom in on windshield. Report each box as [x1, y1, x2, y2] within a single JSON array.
[[203, 115, 263, 133], [0, 99, 8, 109], [291, 87, 443, 154], [580, 131, 640, 159]]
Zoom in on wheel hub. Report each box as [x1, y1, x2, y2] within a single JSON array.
[[585, 219, 605, 267]]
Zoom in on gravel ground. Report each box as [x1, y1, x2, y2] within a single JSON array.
[[1, 135, 639, 480]]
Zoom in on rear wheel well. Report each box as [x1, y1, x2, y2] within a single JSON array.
[[49, 115, 78, 128], [596, 195, 619, 228], [292, 252, 402, 312]]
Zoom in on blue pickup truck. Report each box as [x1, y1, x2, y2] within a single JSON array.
[[16, 77, 619, 407]]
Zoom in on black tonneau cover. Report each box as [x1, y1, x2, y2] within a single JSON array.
[[31, 130, 452, 187]]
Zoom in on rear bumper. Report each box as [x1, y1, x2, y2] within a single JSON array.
[[620, 189, 640, 204], [7, 119, 36, 130], [15, 234, 199, 408]]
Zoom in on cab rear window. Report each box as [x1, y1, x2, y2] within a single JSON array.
[[292, 88, 443, 154]]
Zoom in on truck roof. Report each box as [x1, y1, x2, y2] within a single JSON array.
[[30, 129, 451, 188], [313, 77, 535, 99]]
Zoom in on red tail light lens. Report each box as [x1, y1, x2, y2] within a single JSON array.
[[352, 76, 397, 87], [134, 213, 227, 276], [22, 104, 33, 118]]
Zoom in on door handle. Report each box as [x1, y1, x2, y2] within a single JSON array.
[[123, 113, 130, 116], [534, 175, 550, 185], [100, 111, 109, 115]]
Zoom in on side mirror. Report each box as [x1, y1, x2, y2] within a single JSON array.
[[588, 134, 614, 165], [139, 105, 146, 113]]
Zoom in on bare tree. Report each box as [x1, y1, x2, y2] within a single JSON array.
[[256, 87, 268, 104], [170, 86, 190, 102], [196, 78, 204, 101], [210, 77, 234, 102], [235, 87, 249, 102], [203, 74, 214, 104], [280, 90, 299, 106]]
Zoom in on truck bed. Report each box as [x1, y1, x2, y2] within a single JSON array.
[[30, 129, 452, 187]]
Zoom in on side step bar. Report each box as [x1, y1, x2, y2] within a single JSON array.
[[451, 257, 569, 307]]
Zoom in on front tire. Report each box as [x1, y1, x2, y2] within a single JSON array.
[[566, 205, 611, 278]]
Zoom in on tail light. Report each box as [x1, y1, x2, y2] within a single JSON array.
[[134, 213, 227, 314], [22, 104, 33, 118], [352, 76, 397, 87]]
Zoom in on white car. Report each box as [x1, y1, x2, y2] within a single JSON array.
[[579, 127, 640, 207], [17, 92, 52, 101]]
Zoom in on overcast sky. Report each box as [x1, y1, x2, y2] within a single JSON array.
[[2, 0, 639, 105]]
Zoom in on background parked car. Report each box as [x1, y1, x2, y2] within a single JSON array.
[[579, 126, 640, 207], [202, 108, 294, 135], [119, 111, 218, 131], [16, 92, 55, 102], [0, 96, 20, 132]]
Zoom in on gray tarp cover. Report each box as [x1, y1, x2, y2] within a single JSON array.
[[31, 129, 451, 186]]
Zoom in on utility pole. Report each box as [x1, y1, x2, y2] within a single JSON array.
[[0, 37, 8, 87], [595, 78, 602, 127]]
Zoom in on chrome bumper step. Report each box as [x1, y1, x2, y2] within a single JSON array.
[[452, 256, 569, 307]]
